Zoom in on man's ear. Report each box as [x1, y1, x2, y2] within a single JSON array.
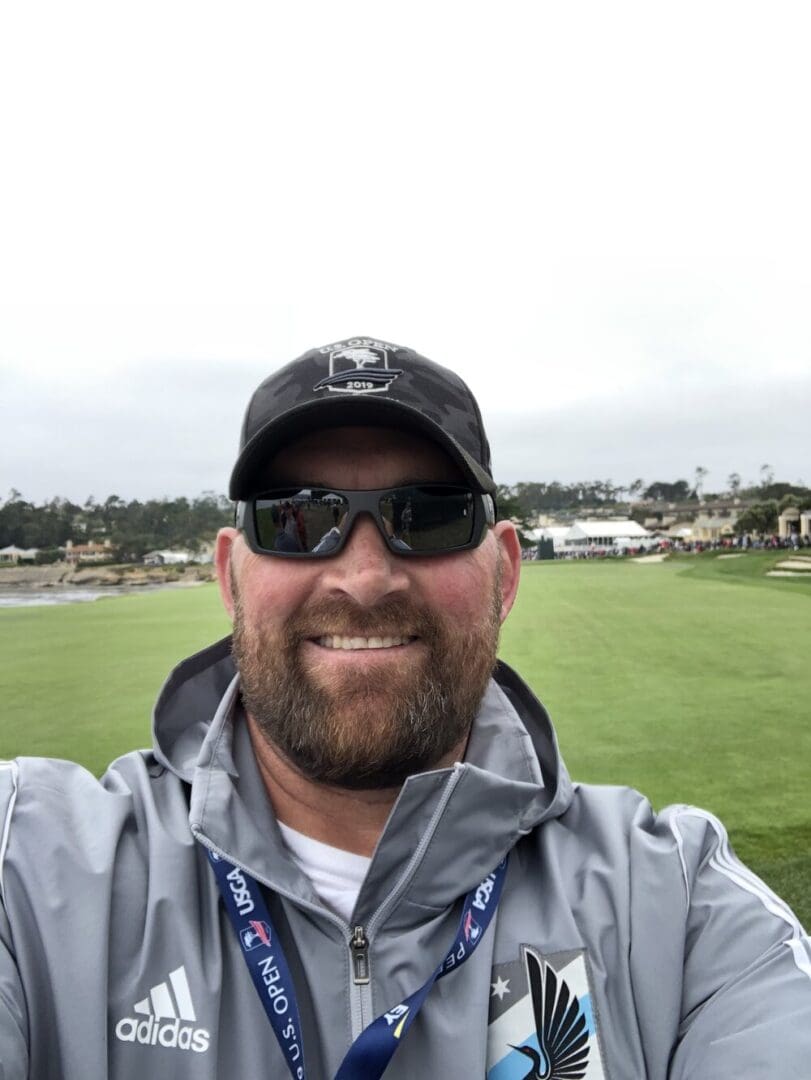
[[493, 521, 522, 624], [215, 527, 239, 620]]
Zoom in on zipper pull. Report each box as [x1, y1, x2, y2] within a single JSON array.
[[351, 925, 370, 985]]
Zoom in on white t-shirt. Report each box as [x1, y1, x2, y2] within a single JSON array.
[[277, 821, 371, 924]]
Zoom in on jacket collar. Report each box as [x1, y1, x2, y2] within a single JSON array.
[[153, 636, 574, 920]]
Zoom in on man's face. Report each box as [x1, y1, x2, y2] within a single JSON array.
[[218, 426, 520, 790]]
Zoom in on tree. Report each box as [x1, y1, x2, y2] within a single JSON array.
[[101, 495, 127, 533], [512, 482, 547, 518], [727, 472, 741, 498], [757, 481, 810, 504], [0, 492, 34, 547], [694, 466, 709, 501], [495, 485, 534, 546], [736, 502, 778, 536], [760, 463, 774, 488], [643, 480, 692, 502], [628, 478, 645, 501]]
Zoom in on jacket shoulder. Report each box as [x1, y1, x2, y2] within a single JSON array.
[[561, 783, 806, 925], [1, 751, 188, 893], [1, 750, 155, 816]]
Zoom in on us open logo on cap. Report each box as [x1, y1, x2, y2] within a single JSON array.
[[313, 338, 403, 395]]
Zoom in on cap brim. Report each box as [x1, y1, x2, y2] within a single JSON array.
[[229, 396, 496, 500]]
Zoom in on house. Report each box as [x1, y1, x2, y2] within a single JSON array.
[[644, 514, 677, 530], [690, 515, 737, 542], [0, 545, 39, 565], [61, 538, 114, 564], [142, 550, 192, 566]]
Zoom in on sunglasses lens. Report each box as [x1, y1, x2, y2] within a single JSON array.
[[254, 490, 350, 554], [381, 486, 477, 552], [251, 485, 479, 555]]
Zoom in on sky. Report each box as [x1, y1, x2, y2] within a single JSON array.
[[2, 1, 809, 505]]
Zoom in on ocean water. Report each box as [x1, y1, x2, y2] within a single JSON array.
[[0, 583, 193, 608]]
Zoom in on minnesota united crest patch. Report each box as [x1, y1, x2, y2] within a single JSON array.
[[486, 947, 607, 1079]]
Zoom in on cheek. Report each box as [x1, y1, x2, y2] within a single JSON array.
[[413, 550, 498, 623], [236, 558, 317, 626]]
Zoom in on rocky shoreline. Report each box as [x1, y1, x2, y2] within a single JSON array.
[[0, 563, 216, 588]]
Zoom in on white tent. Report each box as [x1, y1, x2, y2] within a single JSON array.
[[562, 520, 653, 551]]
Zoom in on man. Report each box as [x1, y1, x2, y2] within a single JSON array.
[[0, 336, 809, 1079]]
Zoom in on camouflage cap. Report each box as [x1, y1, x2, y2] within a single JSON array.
[[229, 336, 496, 499]]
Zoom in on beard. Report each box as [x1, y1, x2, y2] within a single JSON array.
[[231, 570, 503, 790]]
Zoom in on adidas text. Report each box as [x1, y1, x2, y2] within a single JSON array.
[[115, 1014, 210, 1053]]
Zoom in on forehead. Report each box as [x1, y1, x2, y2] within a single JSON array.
[[267, 426, 463, 488]]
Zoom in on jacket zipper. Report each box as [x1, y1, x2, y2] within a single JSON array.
[[349, 924, 372, 1036], [196, 769, 463, 1043], [195, 830, 375, 1040], [350, 925, 370, 985]]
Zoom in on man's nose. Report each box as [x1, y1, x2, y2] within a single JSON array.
[[319, 513, 409, 606]]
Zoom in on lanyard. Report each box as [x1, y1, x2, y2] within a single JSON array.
[[207, 848, 508, 1080]]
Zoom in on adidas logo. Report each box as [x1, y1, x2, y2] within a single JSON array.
[[115, 966, 210, 1053]]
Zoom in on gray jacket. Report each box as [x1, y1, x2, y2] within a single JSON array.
[[1, 637, 809, 1078]]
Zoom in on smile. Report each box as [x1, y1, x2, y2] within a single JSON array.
[[313, 635, 416, 650]]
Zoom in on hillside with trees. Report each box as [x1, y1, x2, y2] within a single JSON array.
[[0, 491, 232, 562], [497, 477, 810, 523], [3, 475, 809, 562]]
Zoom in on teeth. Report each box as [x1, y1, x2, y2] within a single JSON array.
[[315, 635, 412, 650]]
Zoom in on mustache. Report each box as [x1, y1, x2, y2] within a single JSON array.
[[286, 596, 441, 640]]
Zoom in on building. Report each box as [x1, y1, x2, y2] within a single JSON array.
[[779, 508, 811, 541], [689, 515, 738, 543], [664, 524, 693, 542], [61, 538, 114, 564], [0, 545, 39, 565], [643, 514, 677, 530], [142, 550, 192, 566]]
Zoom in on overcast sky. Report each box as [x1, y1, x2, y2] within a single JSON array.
[[2, 2, 809, 504]]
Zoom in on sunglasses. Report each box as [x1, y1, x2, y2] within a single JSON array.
[[235, 484, 496, 558]]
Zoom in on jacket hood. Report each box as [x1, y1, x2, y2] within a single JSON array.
[[151, 636, 575, 918]]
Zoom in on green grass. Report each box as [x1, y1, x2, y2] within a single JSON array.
[[1, 551, 809, 925], [0, 585, 231, 773], [501, 551, 810, 925]]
